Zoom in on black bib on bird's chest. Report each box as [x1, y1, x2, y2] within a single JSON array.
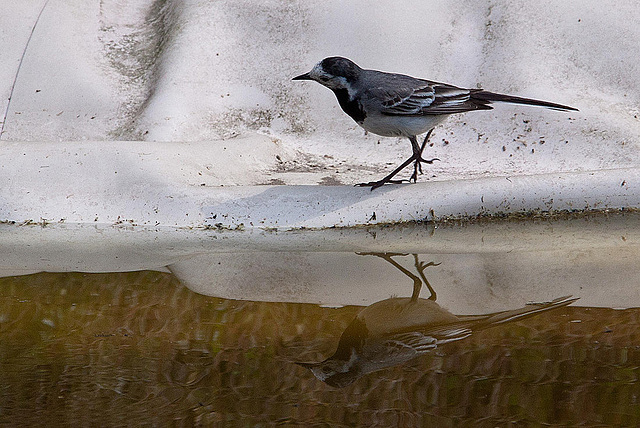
[[332, 88, 366, 124]]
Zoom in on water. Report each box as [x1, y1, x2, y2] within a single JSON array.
[[1, 212, 640, 426]]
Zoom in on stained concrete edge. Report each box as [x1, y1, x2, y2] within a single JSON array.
[[1, 140, 638, 230]]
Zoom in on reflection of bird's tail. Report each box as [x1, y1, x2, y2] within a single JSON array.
[[469, 295, 578, 328], [472, 91, 578, 112], [426, 296, 578, 341], [491, 295, 579, 322]]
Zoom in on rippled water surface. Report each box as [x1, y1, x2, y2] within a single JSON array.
[[2, 214, 640, 426], [0, 271, 638, 425]]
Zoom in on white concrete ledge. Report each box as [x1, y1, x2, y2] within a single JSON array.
[[1, 141, 638, 230], [196, 167, 638, 229]]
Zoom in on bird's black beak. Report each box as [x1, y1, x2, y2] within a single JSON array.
[[295, 361, 316, 369], [292, 72, 312, 81]]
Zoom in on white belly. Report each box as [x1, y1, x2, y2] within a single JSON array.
[[360, 114, 448, 138]]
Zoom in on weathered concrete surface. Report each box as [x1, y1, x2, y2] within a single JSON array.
[[2, 1, 639, 185], [1, 140, 638, 228]]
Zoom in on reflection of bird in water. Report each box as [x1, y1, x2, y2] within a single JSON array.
[[297, 253, 578, 388]]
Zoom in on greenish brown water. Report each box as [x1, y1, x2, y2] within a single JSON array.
[[1, 269, 640, 426]]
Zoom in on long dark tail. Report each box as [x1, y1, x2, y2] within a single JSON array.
[[474, 295, 579, 327], [472, 90, 578, 112], [425, 295, 578, 341]]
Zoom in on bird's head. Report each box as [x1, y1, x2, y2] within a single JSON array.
[[292, 57, 362, 90]]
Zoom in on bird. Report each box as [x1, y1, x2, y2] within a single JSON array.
[[292, 57, 578, 190], [296, 253, 578, 388]]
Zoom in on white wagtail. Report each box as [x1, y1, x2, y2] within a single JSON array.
[[297, 253, 578, 388], [293, 57, 578, 190]]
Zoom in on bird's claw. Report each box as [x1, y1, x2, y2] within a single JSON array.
[[357, 156, 439, 190], [411, 157, 440, 182], [356, 178, 408, 190], [419, 157, 440, 165], [356, 252, 409, 257], [416, 261, 441, 273]]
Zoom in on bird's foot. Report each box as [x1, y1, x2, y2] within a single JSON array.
[[415, 260, 441, 274], [355, 178, 407, 191], [357, 154, 439, 190], [356, 252, 409, 257], [411, 157, 440, 182], [418, 156, 439, 165]]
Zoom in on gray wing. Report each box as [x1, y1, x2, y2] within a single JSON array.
[[376, 317, 476, 358], [367, 78, 491, 116], [360, 333, 434, 367], [382, 328, 471, 355]]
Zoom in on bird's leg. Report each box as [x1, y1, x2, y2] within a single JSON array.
[[356, 155, 417, 190], [410, 136, 422, 177], [418, 129, 435, 163], [357, 252, 424, 300], [356, 130, 438, 190], [409, 130, 438, 183], [413, 255, 441, 302]]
